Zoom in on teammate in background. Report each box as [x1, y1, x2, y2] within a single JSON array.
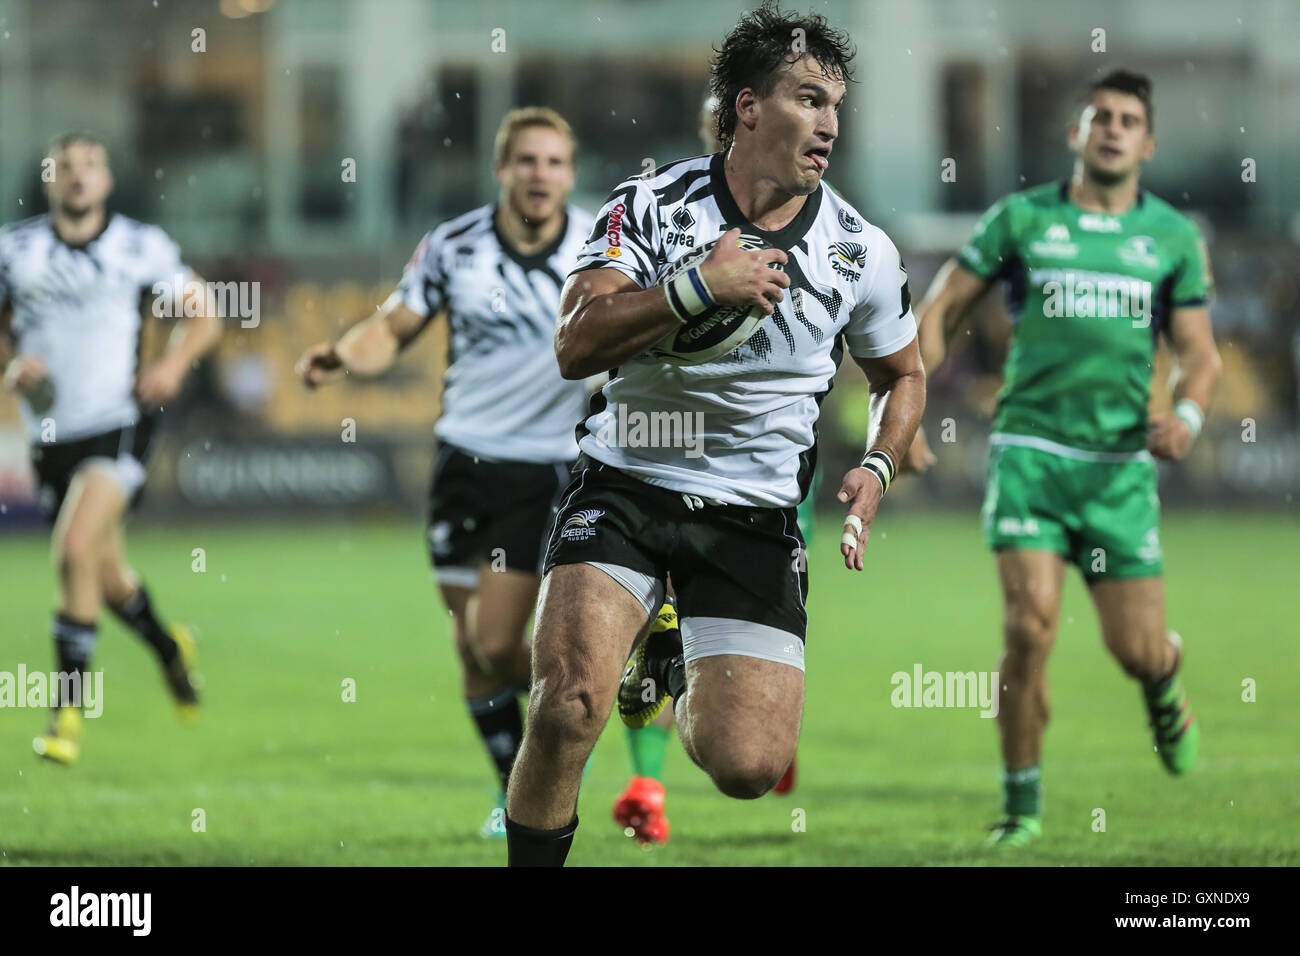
[[904, 70, 1220, 846], [0, 132, 216, 764], [297, 108, 593, 838], [505, 1, 924, 866]]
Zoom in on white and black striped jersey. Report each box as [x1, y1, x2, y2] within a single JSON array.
[[0, 213, 189, 443], [570, 152, 917, 507], [394, 204, 594, 464]]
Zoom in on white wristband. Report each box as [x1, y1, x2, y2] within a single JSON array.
[[1174, 399, 1204, 440], [664, 267, 715, 324]]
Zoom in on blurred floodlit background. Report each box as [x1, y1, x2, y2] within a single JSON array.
[[1, 0, 1297, 522]]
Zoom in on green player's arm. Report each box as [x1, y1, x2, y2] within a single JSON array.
[[915, 258, 992, 375], [297, 298, 439, 387], [1165, 306, 1221, 413], [554, 268, 683, 380], [1148, 306, 1222, 461], [898, 260, 990, 472]]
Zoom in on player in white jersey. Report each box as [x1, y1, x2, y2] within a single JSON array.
[[296, 108, 592, 837], [0, 133, 219, 764], [503, 2, 926, 866]]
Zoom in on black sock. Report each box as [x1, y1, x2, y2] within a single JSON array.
[[108, 586, 179, 664], [647, 629, 686, 700], [505, 814, 578, 867], [52, 613, 97, 709], [467, 686, 525, 793]]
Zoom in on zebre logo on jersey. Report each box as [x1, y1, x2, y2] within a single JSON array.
[[828, 241, 868, 281], [560, 508, 606, 541]]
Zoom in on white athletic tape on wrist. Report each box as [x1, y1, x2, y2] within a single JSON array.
[[664, 267, 715, 323], [1174, 399, 1204, 440]]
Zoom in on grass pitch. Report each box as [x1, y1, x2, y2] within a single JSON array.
[[1, 511, 1295, 866]]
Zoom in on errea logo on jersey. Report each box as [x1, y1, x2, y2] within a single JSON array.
[[1029, 225, 1077, 260]]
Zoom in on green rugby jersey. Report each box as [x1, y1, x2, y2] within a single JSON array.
[[957, 181, 1212, 453]]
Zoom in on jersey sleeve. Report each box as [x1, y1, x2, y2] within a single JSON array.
[[139, 226, 192, 292], [1171, 224, 1213, 308], [390, 229, 446, 318], [956, 197, 1015, 280], [569, 177, 662, 289], [844, 227, 918, 359]]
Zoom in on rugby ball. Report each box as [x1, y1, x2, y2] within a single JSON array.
[[652, 233, 781, 365]]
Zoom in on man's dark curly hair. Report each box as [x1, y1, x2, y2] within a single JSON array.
[[708, 1, 856, 150], [1087, 69, 1154, 132]]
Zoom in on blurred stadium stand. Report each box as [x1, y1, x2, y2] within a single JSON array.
[[1, 0, 1297, 522]]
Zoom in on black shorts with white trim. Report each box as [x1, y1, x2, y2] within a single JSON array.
[[30, 417, 155, 524], [543, 454, 809, 642], [425, 442, 575, 583]]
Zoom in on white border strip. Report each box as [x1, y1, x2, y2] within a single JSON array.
[[990, 432, 1153, 464]]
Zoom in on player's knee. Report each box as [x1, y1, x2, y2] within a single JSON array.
[[1003, 607, 1056, 663], [525, 673, 603, 751], [55, 530, 100, 580], [700, 743, 787, 800], [475, 632, 525, 678], [1104, 633, 1162, 681], [711, 757, 786, 800]]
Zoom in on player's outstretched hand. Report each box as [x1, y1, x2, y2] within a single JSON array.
[[1147, 412, 1193, 461], [900, 423, 937, 474], [698, 227, 790, 315], [296, 341, 344, 389], [836, 466, 884, 571], [2, 355, 48, 394]]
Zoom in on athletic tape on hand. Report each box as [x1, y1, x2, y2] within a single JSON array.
[[842, 514, 863, 548]]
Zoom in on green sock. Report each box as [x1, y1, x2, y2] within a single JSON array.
[[625, 724, 670, 780], [1002, 764, 1043, 818]]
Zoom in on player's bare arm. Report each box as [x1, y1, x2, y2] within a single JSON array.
[[1148, 305, 1221, 461], [554, 227, 790, 380], [838, 335, 925, 570], [0, 302, 49, 394], [296, 300, 432, 388], [901, 259, 992, 473], [136, 274, 223, 406]]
